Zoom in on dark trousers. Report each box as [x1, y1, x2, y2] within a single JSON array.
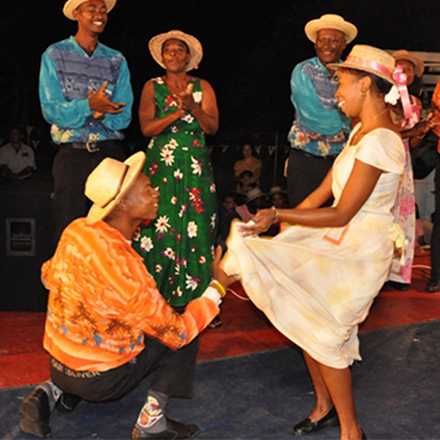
[[430, 152, 440, 281], [286, 148, 337, 208], [52, 141, 126, 246], [50, 335, 200, 402]]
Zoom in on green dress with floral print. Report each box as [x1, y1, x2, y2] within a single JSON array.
[[133, 77, 218, 307]]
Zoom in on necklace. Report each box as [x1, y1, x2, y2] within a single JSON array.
[[359, 109, 388, 135], [352, 108, 388, 144]]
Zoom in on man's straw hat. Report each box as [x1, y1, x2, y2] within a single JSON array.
[[305, 14, 358, 43], [63, 0, 117, 20], [392, 50, 425, 78], [149, 30, 203, 72], [85, 151, 146, 224], [328, 45, 396, 85]]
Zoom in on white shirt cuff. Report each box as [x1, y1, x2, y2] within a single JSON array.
[[202, 287, 222, 306]]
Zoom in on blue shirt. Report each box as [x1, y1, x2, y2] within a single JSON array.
[[39, 36, 133, 144], [288, 57, 351, 156]]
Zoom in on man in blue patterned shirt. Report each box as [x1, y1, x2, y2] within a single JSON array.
[[39, 0, 133, 244], [286, 14, 357, 208]]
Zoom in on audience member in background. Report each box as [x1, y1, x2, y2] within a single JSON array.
[[236, 187, 267, 224], [216, 194, 240, 254], [269, 186, 289, 210], [234, 142, 262, 204], [19, 152, 231, 439], [39, 0, 133, 245], [0, 127, 35, 182], [286, 14, 356, 208], [267, 186, 289, 235], [386, 50, 427, 290]]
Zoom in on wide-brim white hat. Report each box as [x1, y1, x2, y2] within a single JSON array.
[[63, 0, 117, 20], [305, 14, 358, 43], [149, 30, 203, 72], [85, 151, 146, 224]]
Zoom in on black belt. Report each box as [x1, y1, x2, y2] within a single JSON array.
[[291, 148, 339, 162], [60, 140, 115, 153]]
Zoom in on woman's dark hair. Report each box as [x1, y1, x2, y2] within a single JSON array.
[[342, 68, 393, 95]]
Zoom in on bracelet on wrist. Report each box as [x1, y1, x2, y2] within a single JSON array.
[[271, 206, 279, 224], [209, 279, 227, 298]]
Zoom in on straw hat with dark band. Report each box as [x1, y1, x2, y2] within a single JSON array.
[[392, 50, 425, 78], [328, 45, 396, 85], [149, 30, 203, 72], [305, 14, 358, 43], [63, 0, 116, 20], [85, 151, 146, 224]]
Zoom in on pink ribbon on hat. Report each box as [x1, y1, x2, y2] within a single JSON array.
[[345, 55, 394, 80], [393, 65, 412, 122]]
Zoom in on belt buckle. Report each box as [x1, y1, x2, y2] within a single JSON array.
[[86, 141, 100, 153]]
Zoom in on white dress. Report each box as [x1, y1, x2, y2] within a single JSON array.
[[222, 126, 405, 369]]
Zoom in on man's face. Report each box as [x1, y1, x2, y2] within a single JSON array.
[[223, 196, 236, 213], [10, 129, 22, 145], [73, 0, 108, 35], [123, 174, 160, 222], [315, 29, 347, 66]]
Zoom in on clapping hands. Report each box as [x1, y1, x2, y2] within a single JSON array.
[[89, 81, 126, 117]]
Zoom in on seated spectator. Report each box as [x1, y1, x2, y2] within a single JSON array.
[[19, 151, 231, 439], [267, 186, 289, 236], [234, 142, 262, 200], [0, 127, 36, 182], [236, 187, 268, 223], [216, 193, 241, 254], [269, 186, 289, 209]]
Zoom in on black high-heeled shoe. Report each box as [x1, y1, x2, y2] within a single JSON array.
[[293, 406, 339, 435]]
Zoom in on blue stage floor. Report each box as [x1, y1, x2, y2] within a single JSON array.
[[1, 320, 439, 440]]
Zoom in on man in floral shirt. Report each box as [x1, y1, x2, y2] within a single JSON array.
[[39, 0, 133, 244], [286, 14, 356, 207]]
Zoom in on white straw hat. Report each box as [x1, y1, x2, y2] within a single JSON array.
[[63, 0, 117, 20], [149, 30, 203, 72], [305, 14, 358, 43], [328, 45, 396, 85], [85, 151, 146, 224]]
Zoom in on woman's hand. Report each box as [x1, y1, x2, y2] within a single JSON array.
[[212, 245, 236, 288], [176, 83, 198, 114], [237, 209, 277, 237]]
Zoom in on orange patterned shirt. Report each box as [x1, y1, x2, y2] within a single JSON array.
[[42, 219, 219, 372]]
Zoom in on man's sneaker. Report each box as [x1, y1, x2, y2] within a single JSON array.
[[20, 387, 52, 438], [131, 417, 200, 439]]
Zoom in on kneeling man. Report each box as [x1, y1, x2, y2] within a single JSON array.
[[20, 151, 229, 439]]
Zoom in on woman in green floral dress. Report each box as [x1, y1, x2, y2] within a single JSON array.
[[133, 30, 219, 308]]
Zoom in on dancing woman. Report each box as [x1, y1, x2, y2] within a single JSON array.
[[221, 45, 405, 440]]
